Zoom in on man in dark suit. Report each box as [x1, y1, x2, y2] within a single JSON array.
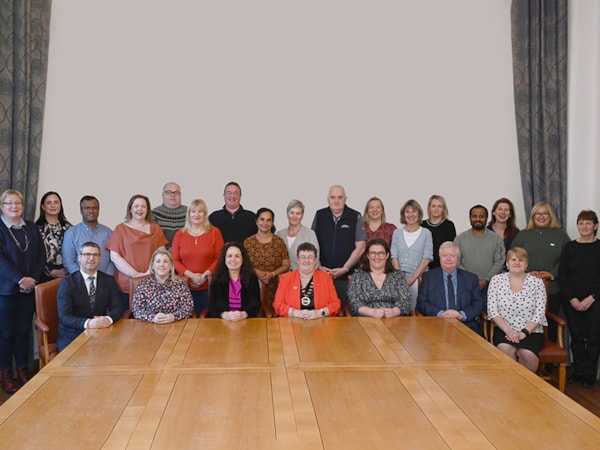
[[57, 242, 122, 351], [417, 241, 484, 336]]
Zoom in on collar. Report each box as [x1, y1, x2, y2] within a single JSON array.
[[1, 215, 26, 229]]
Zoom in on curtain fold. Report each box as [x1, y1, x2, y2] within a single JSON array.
[[511, 0, 568, 225], [0, 0, 52, 221]]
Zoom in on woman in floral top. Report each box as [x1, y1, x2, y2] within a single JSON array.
[[487, 247, 547, 372], [35, 191, 72, 282], [132, 249, 193, 323]]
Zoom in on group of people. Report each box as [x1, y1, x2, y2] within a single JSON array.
[[1, 182, 599, 395]]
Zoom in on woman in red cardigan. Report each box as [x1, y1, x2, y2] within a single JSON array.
[[273, 242, 340, 318]]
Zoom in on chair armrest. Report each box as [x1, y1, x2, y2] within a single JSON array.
[[546, 311, 566, 327], [34, 318, 50, 334]]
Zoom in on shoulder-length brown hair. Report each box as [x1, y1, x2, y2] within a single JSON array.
[[360, 238, 395, 273]]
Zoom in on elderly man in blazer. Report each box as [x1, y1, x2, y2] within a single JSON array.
[[417, 241, 484, 336], [57, 241, 122, 351]]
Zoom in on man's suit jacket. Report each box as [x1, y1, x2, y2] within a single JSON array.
[[57, 270, 122, 351], [417, 267, 483, 335]]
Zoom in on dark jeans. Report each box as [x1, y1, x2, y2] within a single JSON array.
[[563, 298, 600, 377], [0, 292, 35, 369], [191, 290, 208, 317], [119, 291, 130, 315]]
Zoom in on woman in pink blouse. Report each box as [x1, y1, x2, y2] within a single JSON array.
[[172, 199, 224, 316], [132, 249, 193, 323]]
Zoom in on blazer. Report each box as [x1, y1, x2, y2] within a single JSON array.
[[208, 275, 262, 318], [273, 270, 341, 317], [57, 270, 122, 351], [417, 267, 483, 335]]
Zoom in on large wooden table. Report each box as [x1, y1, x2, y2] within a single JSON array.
[[1, 317, 599, 449]]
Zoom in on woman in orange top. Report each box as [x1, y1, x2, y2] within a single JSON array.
[[273, 242, 340, 318], [107, 194, 168, 312]]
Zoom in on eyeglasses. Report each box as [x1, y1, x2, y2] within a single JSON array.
[[534, 212, 550, 217], [298, 255, 316, 261], [2, 201, 23, 206], [164, 190, 181, 196], [80, 253, 101, 258], [368, 251, 387, 258], [224, 191, 240, 197]]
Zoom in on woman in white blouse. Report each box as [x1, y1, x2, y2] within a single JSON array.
[[487, 247, 547, 372]]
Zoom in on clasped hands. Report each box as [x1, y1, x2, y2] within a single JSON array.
[[88, 316, 112, 328], [505, 328, 524, 343], [257, 270, 275, 285], [441, 309, 462, 320], [153, 313, 175, 324], [570, 295, 595, 312], [291, 309, 322, 320]]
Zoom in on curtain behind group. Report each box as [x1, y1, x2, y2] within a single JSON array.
[[511, 0, 568, 226], [0, 0, 52, 221]]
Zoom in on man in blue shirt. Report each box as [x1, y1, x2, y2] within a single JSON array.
[[62, 195, 114, 275]]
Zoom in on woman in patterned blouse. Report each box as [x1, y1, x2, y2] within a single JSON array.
[[132, 249, 193, 323], [348, 238, 411, 317], [487, 247, 547, 372], [243, 207, 290, 308], [35, 191, 72, 282]]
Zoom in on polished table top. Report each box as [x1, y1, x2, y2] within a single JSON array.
[[1, 317, 600, 449]]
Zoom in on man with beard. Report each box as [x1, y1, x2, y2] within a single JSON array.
[[454, 205, 504, 303]]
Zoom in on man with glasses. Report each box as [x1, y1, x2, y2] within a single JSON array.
[[209, 181, 257, 243], [62, 195, 115, 275], [417, 241, 484, 336], [57, 242, 122, 351], [152, 182, 187, 247]]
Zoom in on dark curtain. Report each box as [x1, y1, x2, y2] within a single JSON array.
[[0, 0, 52, 221], [511, 0, 568, 225]]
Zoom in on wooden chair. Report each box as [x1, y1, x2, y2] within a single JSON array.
[[486, 278, 568, 392], [34, 278, 62, 369]]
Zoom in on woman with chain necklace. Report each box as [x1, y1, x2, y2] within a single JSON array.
[[0, 190, 45, 393], [273, 242, 340, 319]]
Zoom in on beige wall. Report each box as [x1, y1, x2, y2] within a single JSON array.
[[39, 1, 524, 234]]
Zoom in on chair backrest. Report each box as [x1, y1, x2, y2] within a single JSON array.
[[34, 278, 62, 364], [125, 276, 147, 319]]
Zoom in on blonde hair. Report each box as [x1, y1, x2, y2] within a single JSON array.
[[363, 196, 388, 225], [149, 248, 177, 281], [182, 199, 211, 232], [506, 246, 529, 264], [526, 202, 561, 229]]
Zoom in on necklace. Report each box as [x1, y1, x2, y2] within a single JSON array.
[[7, 226, 30, 252], [300, 277, 314, 308]]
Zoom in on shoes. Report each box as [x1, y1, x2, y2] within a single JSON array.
[[1, 369, 19, 394], [583, 376, 596, 389], [568, 372, 585, 384], [15, 366, 31, 386]]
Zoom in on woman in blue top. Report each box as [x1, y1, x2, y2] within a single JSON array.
[[391, 199, 433, 311]]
